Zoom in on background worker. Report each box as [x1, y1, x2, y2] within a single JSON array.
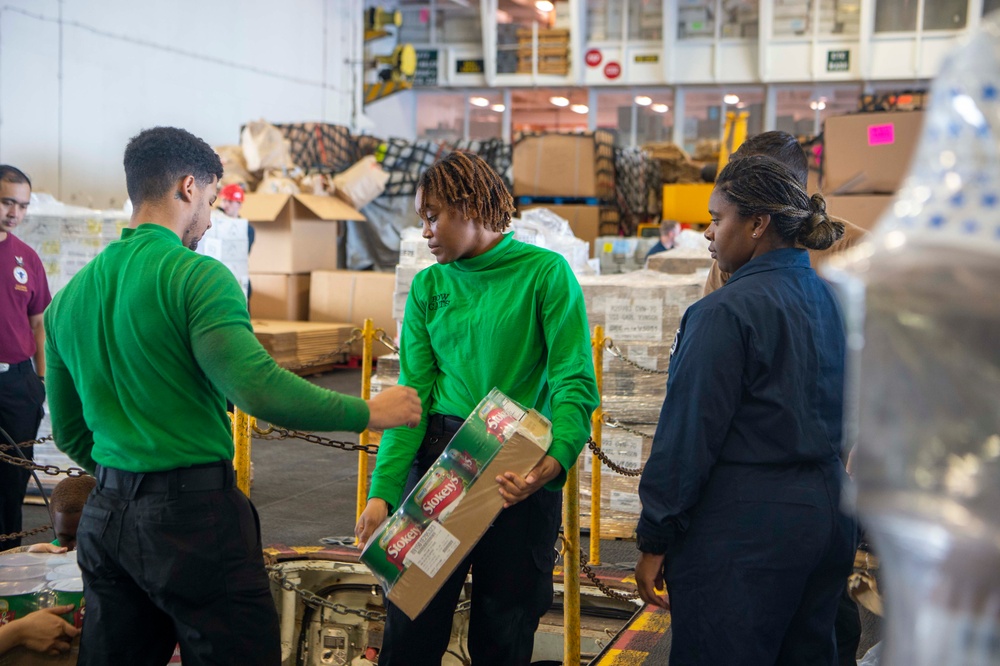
[[702, 130, 867, 296], [216, 182, 255, 299], [645, 219, 681, 259], [0, 165, 51, 549], [44, 126, 421, 666]]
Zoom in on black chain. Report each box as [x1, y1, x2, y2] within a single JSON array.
[[252, 423, 380, 455], [267, 564, 472, 620], [0, 524, 53, 543], [578, 549, 640, 602], [0, 449, 89, 478], [601, 416, 655, 440], [0, 435, 54, 451], [604, 338, 670, 375], [586, 438, 644, 477]]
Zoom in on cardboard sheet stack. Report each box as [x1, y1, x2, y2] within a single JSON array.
[[576, 270, 704, 538], [251, 320, 356, 369]]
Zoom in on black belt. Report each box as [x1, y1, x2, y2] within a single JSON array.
[[97, 461, 234, 493], [0, 359, 33, 374]]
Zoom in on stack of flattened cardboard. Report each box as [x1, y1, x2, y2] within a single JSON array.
[[252, 319, 356, 369]]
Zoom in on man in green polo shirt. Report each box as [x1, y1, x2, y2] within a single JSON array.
[[44, 126, 421, 666]]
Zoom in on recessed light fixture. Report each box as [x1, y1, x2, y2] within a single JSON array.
[[810, 100, 827, 110], [550, 96, 570, 107], [470, 96, 489, 107], [535, 1, 554, 12], [571, 104, 589, 114], [723, 94, 740, 105], [634, 95, 652, 106], [491, 103, 506, 112], [651, 103, 669, 113]]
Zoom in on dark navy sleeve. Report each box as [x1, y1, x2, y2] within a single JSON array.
[[636, 302, 747, 553]]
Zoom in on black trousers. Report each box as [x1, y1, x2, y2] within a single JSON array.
[[379, 415, 562, 666], [77, 461, 280, 666], [664, 463, 857, 666], [0, 360, 44, 549]]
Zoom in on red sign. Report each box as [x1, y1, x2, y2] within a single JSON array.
[[604, 61, 621, 79], [585, 49, 602, 67]]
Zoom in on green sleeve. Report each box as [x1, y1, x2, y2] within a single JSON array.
[[44, 314, 97, 474], [538, 260, 600, 490], [187, 262, 370, 433], [368, 278, 438, 510]]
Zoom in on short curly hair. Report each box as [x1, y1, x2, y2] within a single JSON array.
[[416, 151, 514, 232], [124, 126, 223, 207], [50, 475, 96, 514]]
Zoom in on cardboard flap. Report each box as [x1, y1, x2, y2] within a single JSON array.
[[295, 194, 366, 222], [240, 193, 291, 223]]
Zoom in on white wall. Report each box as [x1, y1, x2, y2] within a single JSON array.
[[0, 0, 363, 208], [362, 90, 417, 142]]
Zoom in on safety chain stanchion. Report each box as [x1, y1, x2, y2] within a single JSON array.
[[357, 318, 376, 525], [0, 435, 54, 451], [604, 338, 670, 375], [586, 437, 644, 478], [251, 425, 380, 455], [0, 448, 88, 478], [232, 407, 252, 497], [564, 438, 582, 666], [590, 325, 605, 567], [578, 549, 641, 602], [0, 525, 54, 543], [267, 564, 472, 620], [281, 331, 363, 374], [602, 415, 655, 441]]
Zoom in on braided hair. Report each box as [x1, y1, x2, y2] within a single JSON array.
[[417, 151, 514, 232], [715, 155, 844, 250]]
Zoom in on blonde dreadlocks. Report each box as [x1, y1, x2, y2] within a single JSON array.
[[417, 151, 514, 232]]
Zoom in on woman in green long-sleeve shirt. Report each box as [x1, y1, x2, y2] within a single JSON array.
[[355, 152, 598, 666]]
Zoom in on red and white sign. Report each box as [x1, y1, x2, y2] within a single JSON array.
[[585, 49, 602, 67], [604, 61, 621, 79]]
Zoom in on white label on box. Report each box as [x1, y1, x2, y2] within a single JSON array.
[[584, 434, 643, 477], [605, 298, 663, 341], [403, 520, 460, 578], [500, 397, 526, 422], [610, 490, 642, 514]]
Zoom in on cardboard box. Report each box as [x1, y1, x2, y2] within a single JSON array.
[[242, 193, 365, 274], [513, 132, 615, 200], [309, 270, 396, 356], [520, 204, 603, 257], [823, 194, 894, 231], [249, 273, 310, 321], [823, 111, 924, 195], [360, 389, 552, 619]]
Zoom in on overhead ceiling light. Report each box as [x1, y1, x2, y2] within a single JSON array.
[[651, 103, 669, 113], [571, 104, 589, 114], [810, 100, 827, 110], [535, 1, 554, 11], [723, 94, 740, 105], [470, 96, 489, 107], [550, 96, 570, 107], [634, 95, 652, 106], [491, 103, 506, 112]]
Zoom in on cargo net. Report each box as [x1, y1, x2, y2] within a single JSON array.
[[271, 122, 381, 175], [380, 138, 513, 198], [614, 146, 663, 234]]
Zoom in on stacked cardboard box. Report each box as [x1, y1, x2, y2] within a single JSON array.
[[519, 204, 621, 258], [577, 422, 654, 539], [577, 270, 704, 538], [310, 270, 396, 357], [251, 319, 356, 369], [513, 131, 616, 201], [515, 28, 570, 75]]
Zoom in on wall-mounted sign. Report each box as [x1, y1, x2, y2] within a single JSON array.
[[604, 61, 621, 79], [827, 50, 850, 72], [413, 50, 438, 86], [634, 54, 659, 64], [585, 48, 603, 67], [456, 59, 484, 74]]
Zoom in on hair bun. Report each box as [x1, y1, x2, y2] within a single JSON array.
[[797, 193, 844, 250]]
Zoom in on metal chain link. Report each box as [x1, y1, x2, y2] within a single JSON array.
[[604, 338, 670, 375], [374, 330, 400, 355], [601, 416, 655, 441], [578, 549, 640, 602], [586, 438, 644, 477], [267, 564, 472, 620], [0, 449, 89, 478], [0, 435, 54, 451], [0, 524, 53, 543], [252, 424, 380, 455]]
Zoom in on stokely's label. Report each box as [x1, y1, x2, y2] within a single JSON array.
[[448, 448, 479, 481], [380, 515, 424, 572], [415, 467, 466, 521], [484, 407, 517, 443]]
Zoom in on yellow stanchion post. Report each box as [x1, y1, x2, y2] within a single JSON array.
[[233, 407, 252, 497], [564, 455, 581, 666], [590, 325, 604, 566], [357, 318, 376, 524]]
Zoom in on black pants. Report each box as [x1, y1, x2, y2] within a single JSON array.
[[0, 360, 44, 549], [665, 463, 857, 666], [379, 415, 562, 666], [77, 461, 279, 666]]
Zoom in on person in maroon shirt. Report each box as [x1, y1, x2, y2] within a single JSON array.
[[0, 165, 51, 549]]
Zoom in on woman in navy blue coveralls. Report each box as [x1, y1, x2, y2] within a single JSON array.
[[635, 154, 857, 665]]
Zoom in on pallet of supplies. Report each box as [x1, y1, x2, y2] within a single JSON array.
[[251, 319, 356, 369]]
